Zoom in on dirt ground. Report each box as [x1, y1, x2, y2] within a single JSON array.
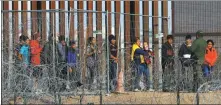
[[9, 91, 221, 104]]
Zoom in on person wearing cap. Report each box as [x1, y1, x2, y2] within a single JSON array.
[[178, 35, 195, 91], [189, 30, 207, 92], [66, 40, 82, 89], [108, 35, 118, 92]]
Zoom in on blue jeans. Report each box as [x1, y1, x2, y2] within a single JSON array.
[[135, 64, 150, 89], [202, 64, 214, 77]]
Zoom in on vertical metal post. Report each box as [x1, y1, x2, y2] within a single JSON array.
[[158, 1, 163, 91], [8, 1, 13, 90], [148, 1, 154, 90], [106, 10, 110, 94], [27, 1, 31, 38], [46, 1, 50, 41]]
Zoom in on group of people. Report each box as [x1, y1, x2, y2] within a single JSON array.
[[162, 30, 218, 92], [14, 30, 218, 93]]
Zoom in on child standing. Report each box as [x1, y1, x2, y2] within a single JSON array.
[[67, 40, 82, 89], [19, 36, 30, 67]]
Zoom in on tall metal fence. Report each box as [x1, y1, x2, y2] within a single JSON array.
[[1, 10, 221, 104]]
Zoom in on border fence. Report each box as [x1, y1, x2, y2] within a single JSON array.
[[2, 9, 221, 104]]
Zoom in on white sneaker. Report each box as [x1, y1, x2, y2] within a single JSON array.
[[149, 88, 155, 92], [134, 89, 140, 92]]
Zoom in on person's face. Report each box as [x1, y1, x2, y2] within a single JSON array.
[[71, 44, 76, 49], [168, 38, 173, 44], [136, 40, 141, 47], [144, 42, 148, 47], [26, 39, 30, 44], [92, 38, 96, 45], [61, 40, 66, 46], [186, 39, 192, 45], [111, 39, 116, 45], [207, 42, 213, 49]]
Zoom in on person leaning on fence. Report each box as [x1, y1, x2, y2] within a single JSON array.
[[66, 40, 83, 89], [86, 37, 98, 90], [131, 37, 150, 92], [108, 35, 118, 92], [162, 35, 175, 92], [202, 40, 218, 78], [30, 32, 43, 91], [188, 30, 207, 92], [57, 35, 68, 91]]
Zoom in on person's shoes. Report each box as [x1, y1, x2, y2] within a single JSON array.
[[148, 88, 155, 92], [134, 88, 140, 92]]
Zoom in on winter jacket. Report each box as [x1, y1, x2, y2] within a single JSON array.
[[204, 47, 218, 66], [131, 44, 147, 65], [41, 40, 58, 64], [30, 40, 42, 66], [162, 42, 174, 65], [57, 43, 68, 63], [67, 47, 79, 67], [189, 37, 207, 64], [19, 44, 30, 65], [178, 43, 195, 66]]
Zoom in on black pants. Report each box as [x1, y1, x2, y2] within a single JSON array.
[[162, 62, 175, 92], [109, 61, 117, 92]]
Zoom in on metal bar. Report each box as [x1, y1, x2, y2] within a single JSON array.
[[158, 1, 163, 91], [139, 1, 143, 44], [93, 1, 96, 38], [1, 9, 170, 18], [27, 1, 31, 38], [74, 1, 78, 45], [148, 1, 154, 90], [8, 0, 13, 89], [55, 1, 59, 41], [106, 10, 110, 94], [46, 1, 50, 41], [18, 1, 22, 36], [111, 1, 115, 35], [168, 1, 172, 35], [65, 1, 69, 41]]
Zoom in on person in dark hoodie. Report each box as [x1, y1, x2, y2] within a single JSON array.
[[66, 40, 82, 89], [162, 35, 174, 92], [108, 35, 118, 92], [178, 35, 195, 91]]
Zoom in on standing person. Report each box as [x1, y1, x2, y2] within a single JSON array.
[[202, 40, 218, 78], [189, 30, 207, 92], [143, 42, 154, 91], [41, 34, 59, 92], [15, 35, 26, 63], [19, 36, 30, 67], [131, 37, 149, 92], [86, 37, 97, 90], [30, 32, 43, 91], [178, 35, 194, 91], [57, 35, 68, 91], [162, 35, 174, 92], [67, 40, 82, 89], [108, 35, 118, 92]]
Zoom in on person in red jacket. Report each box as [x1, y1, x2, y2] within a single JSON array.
[[202, 40, 218, 77], [30, 32, 42, 66], [30, 32, 43, 92]]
